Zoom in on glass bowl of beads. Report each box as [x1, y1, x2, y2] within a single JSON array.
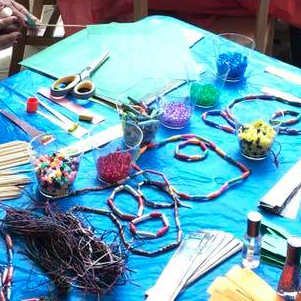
[[191, 67, 230, 108], [30, 131, 84, 199], [212, 33, 255, 82], [116, 78, 164, 146], [229, 100, 283, 160], [90, 122, 143, 183], [159, 81, 195, 129]]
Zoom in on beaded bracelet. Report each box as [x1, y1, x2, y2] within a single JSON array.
[[129, 212, 169, 239], [175, 138, 208, 161], [202, 95, 301, 135], [140, 134, 250, 201], [107, 184, 144, 221], [71, 194, 182, 257]]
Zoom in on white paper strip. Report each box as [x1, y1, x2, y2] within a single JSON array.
[[60, 124, 123, 156], [146, 231, 242, 301], [259, 158, 301, 219], [265, 66, 301, 86], [261, 87, 301, 105]]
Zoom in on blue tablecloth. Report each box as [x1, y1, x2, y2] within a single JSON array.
[[1, 15, 301, 301]]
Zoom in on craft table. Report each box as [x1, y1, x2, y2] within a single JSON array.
[[1, 15, 301, 301]]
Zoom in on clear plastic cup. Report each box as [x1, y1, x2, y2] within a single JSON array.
[[30, 131, 84, 198], [159, 81, 195, 129], [90, 123, 143, 183], [212, 33, 255, 82], [229, 100, 283, 160], [191, 65, 230, 108]]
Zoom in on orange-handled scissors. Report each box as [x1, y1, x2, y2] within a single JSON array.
[[50, 51, 109, 99]]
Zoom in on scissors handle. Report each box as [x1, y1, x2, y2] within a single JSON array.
[[51, 75, 80, 98], [72, 80, 95, 99]]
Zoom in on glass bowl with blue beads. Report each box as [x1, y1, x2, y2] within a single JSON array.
[[213, 33, 255, 82]]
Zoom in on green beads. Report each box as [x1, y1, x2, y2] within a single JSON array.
[[190, 82, 220, 108]]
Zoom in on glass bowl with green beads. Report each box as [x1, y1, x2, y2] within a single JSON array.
[[229, 100, 283, 160], [190, 68, 229, 108]]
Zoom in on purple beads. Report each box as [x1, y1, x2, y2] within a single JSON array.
[[160, 98, 193, 129], [217, 52, 248, 81]]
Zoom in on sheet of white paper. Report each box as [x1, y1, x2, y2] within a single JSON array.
[[181, 28, 204, 48]]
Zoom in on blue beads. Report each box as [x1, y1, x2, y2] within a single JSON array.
[[217, 52, 248, 80]]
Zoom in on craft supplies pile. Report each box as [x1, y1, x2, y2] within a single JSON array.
[[1, 15, 301, 301]]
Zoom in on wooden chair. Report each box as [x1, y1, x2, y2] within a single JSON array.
[[133, 0, 148, 21], [208, 0, 275, 55], [9, 0, 62, 75]]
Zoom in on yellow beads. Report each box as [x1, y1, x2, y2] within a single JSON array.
[[238, 119, 276, 159]]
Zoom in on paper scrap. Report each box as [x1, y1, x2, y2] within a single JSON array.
[[259, 158, 301, 219], [265, 65, 301, 86]]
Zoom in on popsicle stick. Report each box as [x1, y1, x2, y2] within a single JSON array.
[[0, 159, 30, 170], [0, 141, 28, 149]]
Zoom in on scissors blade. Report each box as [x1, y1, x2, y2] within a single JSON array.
[[80, 51, 110, 79]]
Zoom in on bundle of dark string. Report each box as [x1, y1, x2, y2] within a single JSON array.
[[2, 206, 127, 295]]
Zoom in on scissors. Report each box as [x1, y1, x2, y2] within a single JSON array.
[[50, 51, 110, 99]]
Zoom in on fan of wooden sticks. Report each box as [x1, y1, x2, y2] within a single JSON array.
[[0, 141, 32, 200]]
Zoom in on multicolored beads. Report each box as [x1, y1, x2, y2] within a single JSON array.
[[217, 52, 248, 80], [202, 95, 301, 136], [140, 134, 250, 201], [190, 82, 220, 108], [97, 150, 132, 183], [160, 98, 193, 129], [270, 110, 301, 126], [107, 184, 144, 221], [237, 120, 276, 159], [175, 138, 208, 161], [34, 152, 80, 197], [129, 212, 169, 239]]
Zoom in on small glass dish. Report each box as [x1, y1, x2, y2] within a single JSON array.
[[159, 81, 195, 129], [30, 131, 84, 199], [90, 122, 143, 183], [229, 100, 283, 160], [212, 33, 255, 82], [191, 66, 230, 108]]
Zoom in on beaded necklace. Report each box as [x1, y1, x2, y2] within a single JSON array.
[[140, 134, 250, 201], [202, 95, 301, 135]]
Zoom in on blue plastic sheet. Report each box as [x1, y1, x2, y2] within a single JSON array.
[[1, 15, 301, 301]]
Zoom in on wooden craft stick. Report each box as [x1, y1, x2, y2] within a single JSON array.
[[0, 176, 31, 186], [0, 146, 29, 157], [36, 23, 86, 28], [0, 153, 30, 164], [0, 159, 30, 170], [0, 141, 28, 150]]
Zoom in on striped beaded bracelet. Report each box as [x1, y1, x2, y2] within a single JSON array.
[[175, 138, 208, 161], [129, 212, 169, 239], [107, 184, 144, 221]]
